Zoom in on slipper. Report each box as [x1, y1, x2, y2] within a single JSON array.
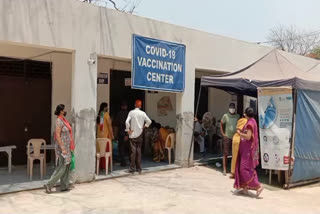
[[256, 186, 264, 197], [44, 185, 52, 194]]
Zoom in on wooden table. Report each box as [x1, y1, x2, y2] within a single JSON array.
[[0, 145, 16, 173]]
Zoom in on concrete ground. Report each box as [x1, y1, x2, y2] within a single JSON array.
[[0, 158, 172, 194], [1, 166, 320, 214]]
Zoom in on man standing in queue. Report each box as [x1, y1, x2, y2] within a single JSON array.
[[220, 103, 240, 176], [115, 101, 130, 167], [125, 100, 152, 174]]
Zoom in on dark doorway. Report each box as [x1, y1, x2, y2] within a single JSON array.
[[109, 70, 145, 118], [0, 57, 52, 166], [195, 78, 208, 119]]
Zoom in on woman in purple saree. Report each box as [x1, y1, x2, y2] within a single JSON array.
[[234, 107, 264, 197]]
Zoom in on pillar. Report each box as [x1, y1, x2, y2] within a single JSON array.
[[175, 58, 195, 167], [71, 51, 97, 182]]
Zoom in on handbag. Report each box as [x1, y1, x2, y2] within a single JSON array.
[[70, 152, 75, 171]]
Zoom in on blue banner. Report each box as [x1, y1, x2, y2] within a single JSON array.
[[292, 90, 320, 183], [132, 34, 186, 92]]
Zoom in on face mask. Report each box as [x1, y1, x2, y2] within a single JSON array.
[[229, 108, 235, 114]]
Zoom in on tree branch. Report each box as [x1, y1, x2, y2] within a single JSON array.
[[108, 0, 121, 11], [267, 25, 320, 56]]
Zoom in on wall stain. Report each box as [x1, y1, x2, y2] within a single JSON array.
[[72, 108, 96, 183]]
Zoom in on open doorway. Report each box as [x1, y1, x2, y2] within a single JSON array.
[[109, 70, 145, 117], [96, 61, 177, 177], [0, 57, 52, 166]]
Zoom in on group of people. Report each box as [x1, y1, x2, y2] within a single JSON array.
[[96, 99, 152, 174], [144, 121, 174, 163], [221, 103, 264, 197], [44, 99, 152, 193], [194, 103, 263, 197], [194, 113, 220, 157], [44, 100, 263, 197]]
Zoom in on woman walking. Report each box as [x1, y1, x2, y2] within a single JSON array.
[[44, 104, 75, 193], [234, 107, 263, 197], [229, 116, 247, 179]]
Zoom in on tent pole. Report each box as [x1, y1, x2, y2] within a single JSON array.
[[285, 89, 298, 189], [187, 85, 203, 167]]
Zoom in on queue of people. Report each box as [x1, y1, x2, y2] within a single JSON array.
[[194, 103, 263, 197], [45, 100, 263, 197], [95, 99, 175, 174]]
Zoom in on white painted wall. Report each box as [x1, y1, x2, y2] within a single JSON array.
[[51, 53, 73, 134], [97, 58, 131, 112], [208, 88, 237, 121], [145, 92, 176, 128]]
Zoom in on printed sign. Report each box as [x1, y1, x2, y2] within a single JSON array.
[[258, 87, 293, 170], [97, 73, 108, 84], [132, 34, 186, 92], [157, 96, 173, 116]]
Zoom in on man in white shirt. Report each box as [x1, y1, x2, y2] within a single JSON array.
[[125, 100, 152, 174]]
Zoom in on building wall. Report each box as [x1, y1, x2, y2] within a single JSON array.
[[97, 58, 131, 112], [145, 92, 176, 128], [208, 88, 237, 121], [51, 53, 73, 133], [1, 0, 317, 179]]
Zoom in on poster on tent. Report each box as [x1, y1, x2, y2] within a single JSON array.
[[258, 87, 293, 170]]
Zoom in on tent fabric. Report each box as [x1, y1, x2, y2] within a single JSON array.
[[201, 49, 320, 94], [306, 62, 320, 73], [291, 90, 320, 183]]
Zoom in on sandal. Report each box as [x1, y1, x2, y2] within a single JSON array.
[[44, 185, 52, 194], [256, 186, 264, 197]]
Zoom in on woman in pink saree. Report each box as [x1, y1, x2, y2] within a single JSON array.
[[234, 107, 264, 197]]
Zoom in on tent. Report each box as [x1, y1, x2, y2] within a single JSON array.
[[199, 49, 320, 187], [201, 49, 320, 96]]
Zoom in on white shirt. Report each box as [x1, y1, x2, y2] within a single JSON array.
[[125, 108, 152, 138]]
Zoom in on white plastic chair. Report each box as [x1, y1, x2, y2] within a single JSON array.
[[27, 139, 46, 180], [165, 133, 175, 164], [96, 138, 113, 175]]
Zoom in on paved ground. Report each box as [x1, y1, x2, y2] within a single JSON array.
[[1, 166, 320, 214], [0, 158, 172, 194]]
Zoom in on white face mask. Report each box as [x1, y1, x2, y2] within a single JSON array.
[[229, 108, 236, 114]]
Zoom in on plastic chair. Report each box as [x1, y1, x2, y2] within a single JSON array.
[[165, 133, 175, 164], [27, 139, 46, 180], [96, 138, 112, 175]]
